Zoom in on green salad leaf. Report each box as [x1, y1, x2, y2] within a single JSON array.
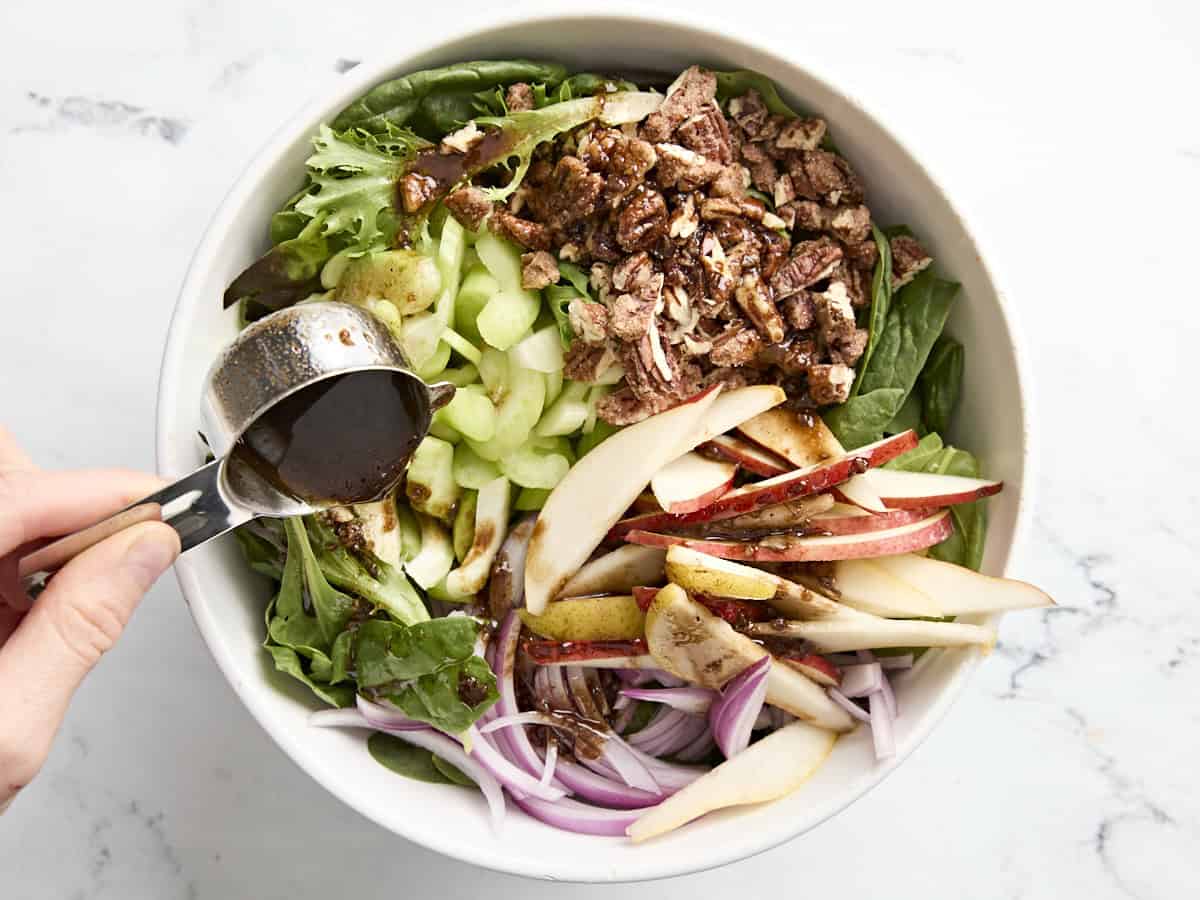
[[851, 225, 893, 396], [825, 268, 958, 448], [545, 261, 592, 346], [331, 60, 569, 139], [714, 70, 801, 117], [885, 389, 923, 435], [221, 213, 330, 311], [367, 732, 453, 784]]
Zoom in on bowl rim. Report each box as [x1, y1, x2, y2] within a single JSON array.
[[157, 6, 1037, 882]]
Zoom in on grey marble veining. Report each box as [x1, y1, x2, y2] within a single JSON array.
[[1, 0, 1197, 897]]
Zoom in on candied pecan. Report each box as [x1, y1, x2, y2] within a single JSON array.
[[728, 89, 769, 137], [597, 387, 660, 425], [791, 201, 871, 243], [490, 210, 551, 250], [505, 82, 535, 112], [677, 104, 734, 164], [756, 114, 786, 145], [890, 235, 933, 288], [563, 340, 618, 383], [441, 122, 484, 154], [584, 219, 623, 262], [829, 328, 868, 366], [756, 227, 791, 279], [612, 251, 655, 292], [445, 186, 494, 230], [615, 187, 668, 252], [668, 193, 700, 239], [589, 262, 613, 300], [734, 273, 786, 343], [701, 235, 738, 306], [774, 174, 797, 207], [740, 141, 779, 192], [700, 196, 766, 223], [775, 201, 798, 230], [579, 128, 657, 204], [704, 366, 760, 391], [654, 143, 722, 191], [843, 237, 879, 271], [709, 323, 763, 367], [807, 364, 855, 405], [520, 251, 560, 289], [813, 281, 858, 347], [568, 298, 609, 344], [710, 164, 749, 198], [623, 333, 701, 403], [788, 150, 864, 205], [710, 216, 756, 250], [830, 261, 870, 308], [770, 238, 843, 298], [775, 117, 827, 151], [641, 65, 718, 142], [528, 156, 603, 231], [759, 336, 820, 375], [780, 291, 814, 330], [399, 173, 438, 213]]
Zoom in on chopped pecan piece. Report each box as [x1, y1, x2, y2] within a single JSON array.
[[791, 201, 872, 243], [578, 127, 658, 204], [567, 298, 609, 344], [676, 104, 734, 164], [709, 164, 749, 198], [728, 89, 769, 137], [654, 143, 722, 191], [774, 174, 797, 207], [668, 193, 700, 238], [760, 336, 820, 375], [505, 82, 535, 112], [780, 292, 815, 330], [813, 281, 858, 347], [829, 328, 868, 366], [641, 65, 718, 142], [612, 251, 655, 293], [531, 156, 603, 231], [444, 186, 494, 230], [563, 341, 618, 383], [890, 235, 933, 288], [830, 261, 870, 308], [808, 364, 855, 405], [843, 237, 880, 271], [770, 238, 843, 299], [520, 251, 560, 290], [441, 122, 483, 154], [709, 323, 763, 367], [615, 187, 668, 252], [775, 117, 827, 151], [740, 141, 779, 192], [584, 219, 622, 262], [735, 274, 786, 343], [789, 150, 864, 205], [597, 387, 660, 425], [700, 196, 766, 223], [490, 210, 551, 251], [399, 173, 438, 213]]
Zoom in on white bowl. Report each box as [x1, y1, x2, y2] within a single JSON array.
[[157, 10, 1034, 883]]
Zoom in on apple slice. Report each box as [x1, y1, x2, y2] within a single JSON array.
[[782, 654, 841, 687], [519, 594, 646, 641], [832, 475, 888, 513], [808, 557, 946, 618], [808, 504, 933, 536], [524, 386, 721, 615], [645, 584, 854, 731], [523, 637, 654, 668], [626, 510, 953, 562], [860, 468, 1003, 509], [746, 615, 996, 653], [607, 430, 919, 539], [651, 452, 737, 514], [627, 720, 836, 842], [736, 408, 842, 468], [701, 434, 790, 477], [526, 386, 787, 615], [863, 553, 1054, 615], [557, 545, 666, 598]]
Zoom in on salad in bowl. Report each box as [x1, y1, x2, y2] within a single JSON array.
[[219, 58, 1050, 843]]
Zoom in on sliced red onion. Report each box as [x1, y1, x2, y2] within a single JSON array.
[[380, 727, 506, 828], [582, 667, 611, 716], [551, 759, 663, 809], [628, 707, 689, 750], [489, 514, 535, 616], [869, 689, 895, 759], [655, 672, 686, 688], [540, 740, 558, 788], [613, 693, 631, 711], [612, 698, 638, 734], [827, 687, 871, 723], [840, 662, 884, 698], [637, 711, 709, 758], [480, 711, 559, 735], [510, 794, 653, 836], [464, 725, 566, 802], [356, 695, 428, 731], [597, 733, 660, 793], [709, 656, 770, 759], [753, 707, 774, 730], [619, 687, 715, 715], [615, 667, 678, 686], [674, 726, 716, 762], [538, 664, 574, 711], [879, 654, 914, 670], [309, 708, 369, 729], [880, 669, 898, 719]]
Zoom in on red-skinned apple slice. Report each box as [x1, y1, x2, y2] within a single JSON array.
[[832, 475, 888, 513], [607, 430, 919, 539], [700, 434, 790, 477], [526, 386, 787, 615], [746, 614, 996, 653], [782, 655, 842, 687], [626, 509, 953, 562], [860, 468, 1003, 508], [851, 553, 1054, 615], [651, 452, 737, 514], [627, 720, 836, 842], [557, 545, 666, 598], [807, 505, 934, 536]]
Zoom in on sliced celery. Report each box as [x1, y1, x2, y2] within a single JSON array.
[[544, 368, 564, 407], [456, 266, 499, 345], [511, 324, 565, 373], [477, 347, 508, 395], [476, 233, 539, 350], [452, 442, 502, 490], [415, 341, 452, 382], [441, 364, 479, 388], [441, 387, 497, 443], [405, 513, 455, 589], [576, 419, 619, 458], [467, 350, 547, 461], [395, 503, 421, 562], [440, 326, 482, 365], [452, 490, 478, 563], [319, 246, 355, 290], [535, 381, 590, 437], [515, 487, 551, 511], [475, 232, 524, 290], [428, 408, 461, 444], [499, 440, 571, 489], [405, 436, 461, 522], [435, 215, 465, 327], [402, 311, 448, 370]]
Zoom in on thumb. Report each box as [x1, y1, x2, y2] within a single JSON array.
[[0, 522, 179, 793]]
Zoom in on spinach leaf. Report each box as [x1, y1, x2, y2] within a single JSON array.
[[714, 70, 800, 117], [367, 732, 454, 784], [884, 432, 945, 471], [222, 213, 330, 310], [263, 644, 355, 708], [850, 225, 893, 397], [282, 517, 358, 645], [431, 753, 476, 787], [233, 523, 284, 581], [352, 618, 479, 687], [384, 654, 499, 735], [332, 61, 568, 139], [550, 73, 638, 103], [885, 389, 923, 435], [919, 336, 963, 435], [824, 268, 958, 448]]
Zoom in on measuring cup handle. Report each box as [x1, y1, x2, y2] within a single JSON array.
[[17, 458, 255, 599]]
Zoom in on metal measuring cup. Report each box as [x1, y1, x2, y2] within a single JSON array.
[[18, 302, 454, 598]]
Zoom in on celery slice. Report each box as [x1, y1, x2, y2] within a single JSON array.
[[536, 381, 590, 437], [428, 408, 461, 444], [467, 350, 547, 461], [440, 387, 497, 443], [440, 326, 482, 365], [544, 368, 564, 407], [452, 490, 478, 563], [452, 442, 502, 490], [394, 504, 421, 562], [441, 364, 479, 388], [476, 233, 539, 350], [405, 513, 455, 589], [435, 215, 465, 327], [456, 267, 499, 345], [499, 440, 571, 489], [511, 324, 566, 373], [477, 347, 508, 395]]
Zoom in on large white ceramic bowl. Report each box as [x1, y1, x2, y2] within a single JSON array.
[[157, 10, 1034, 883]]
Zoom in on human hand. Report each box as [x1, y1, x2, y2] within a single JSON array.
[[0, 427, 180, 812]]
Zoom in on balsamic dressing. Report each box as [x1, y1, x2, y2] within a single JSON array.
[[232, 370, 426, 504]]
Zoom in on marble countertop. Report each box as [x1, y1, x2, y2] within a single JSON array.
[[2, 1, 1196, 896]]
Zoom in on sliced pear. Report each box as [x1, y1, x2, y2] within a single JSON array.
[[746, 615, 996, 653], [819, 557, 946, 618], [645, 584, 853, 731], [869, 553, 1054, 615], [519, 594, 646, 641], [557, 545, 667, 598], [627, 720, 836, 842]]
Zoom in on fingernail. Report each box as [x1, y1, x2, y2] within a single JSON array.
[[122, 529, 178, 590]]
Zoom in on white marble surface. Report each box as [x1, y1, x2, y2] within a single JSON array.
[[2, 1, 1197, 896]]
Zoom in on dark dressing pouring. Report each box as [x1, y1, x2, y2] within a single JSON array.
[[232, 369, 427, 504]]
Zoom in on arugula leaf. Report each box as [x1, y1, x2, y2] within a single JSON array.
[[918, 336, 964, 435], [825, 269, 958, 448], [331, 61, 569, 138]]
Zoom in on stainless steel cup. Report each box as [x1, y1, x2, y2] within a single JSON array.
[[18, 301, 453, 597]]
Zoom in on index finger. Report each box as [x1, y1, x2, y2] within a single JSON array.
[[0, 428, 34, 472]]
